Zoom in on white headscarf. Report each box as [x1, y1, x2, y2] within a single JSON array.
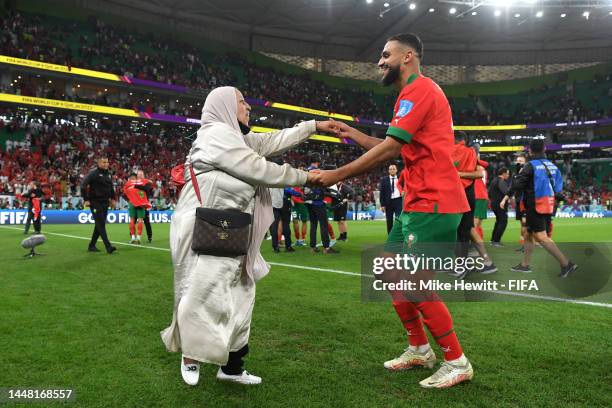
[[200, 86, 241, 133], [197, 86, 273, 282]]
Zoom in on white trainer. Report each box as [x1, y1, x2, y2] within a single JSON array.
[[419, 357, 474, 388], [180, 356, 200, 386], [216, 368, 262, 385], [384, 347, 437, 371]]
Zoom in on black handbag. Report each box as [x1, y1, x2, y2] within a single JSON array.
[[189, 164, 252, 257]]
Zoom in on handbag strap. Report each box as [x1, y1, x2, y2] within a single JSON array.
[[189, 163, 203, 206]]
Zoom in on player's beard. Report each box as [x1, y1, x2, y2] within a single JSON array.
[[381, 63, 400, 87]]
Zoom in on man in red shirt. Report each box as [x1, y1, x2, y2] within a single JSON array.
[[454, 138, 497, 276], [473, 157, 490, 239], [315, 33, 473, 388], [291, 185, 309, 246], [123, 173, 151, 244], [452, 132, 478, 261]]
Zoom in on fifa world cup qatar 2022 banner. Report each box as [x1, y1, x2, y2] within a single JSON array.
[[0, 210, 174, 225]]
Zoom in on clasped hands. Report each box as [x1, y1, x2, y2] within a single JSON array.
[[307, 119, 357, 187]]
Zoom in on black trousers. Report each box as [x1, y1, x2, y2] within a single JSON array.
[[307, 204, 329, 249], [271, 205, 292, 249], [89, 200, 112, 249], [456, 184, 475, 257], [24, 208, 41, 234], [144, 209, 152, 240], [221, 344, 249, 375], [491, 202, 508, 243], [385, 197, 403, 234]]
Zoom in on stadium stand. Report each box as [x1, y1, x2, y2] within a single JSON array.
[[2, 9, 612, 125]]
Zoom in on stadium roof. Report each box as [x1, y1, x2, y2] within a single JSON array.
[[102, 0, 612, 65]]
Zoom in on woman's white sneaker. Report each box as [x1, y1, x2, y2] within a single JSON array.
[[216, 368, 262, 385], [180, 356, 200, 386]]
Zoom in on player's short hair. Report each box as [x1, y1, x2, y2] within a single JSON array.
[[529, 139, 545, 154], [129, 172, 137, 178], [387, 33, 423, 59], [455, 131, 468, 143], [498, 167, 509, 176]]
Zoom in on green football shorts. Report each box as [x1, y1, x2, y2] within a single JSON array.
[[385, 212, 462, 254], [474, 199, 489, 220], [291, 203, 309, 222], [128, 203, 146, 219]]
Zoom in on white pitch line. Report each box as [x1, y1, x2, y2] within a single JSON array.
[[3, 226, 611, 309]]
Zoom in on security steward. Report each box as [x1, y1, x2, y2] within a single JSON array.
[[81, 156, 117, 254]]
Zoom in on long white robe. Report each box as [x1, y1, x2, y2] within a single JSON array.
[[161, 120, 315, 365]]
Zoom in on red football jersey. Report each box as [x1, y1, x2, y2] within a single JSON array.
[[474, 159, 489, 200], [386, 74, 469, 214], [123, 179, 151, 208], [292, 187, 305, 204], [452, 141, 477, 188]]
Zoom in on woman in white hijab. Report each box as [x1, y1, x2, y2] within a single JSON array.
[[161, 86, 336, 385]]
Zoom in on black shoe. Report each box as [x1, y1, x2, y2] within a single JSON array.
[[323, 247, 340, 254], [450, 268, 471, 280], [106, 246, 117, 254], [310, 247, 320, 253], [479, 263, 498, 274], [88, 246, 100, 252], [148, 238, 152, 243], [286, 247, 295, 252], [559, 261, 578, 278], [510, 263, 532, 273], [490, 242, 504, 248], [23, 231, 28, 235], [273, 247, 280, 253]]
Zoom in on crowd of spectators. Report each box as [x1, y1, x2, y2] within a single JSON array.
[[3, 9, 611, 125], [1, 108, 609, 213], [0, 109, 184, 210]]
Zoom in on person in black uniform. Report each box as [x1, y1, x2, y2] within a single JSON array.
[[333, 181, 354, 241], [513, 154, 528, 252], [81, 156, 117, 254], [488, 167, 510, 247], [305, 155, 338, 254], [502, 139, 577, 277], [23, 181, 43, 234]]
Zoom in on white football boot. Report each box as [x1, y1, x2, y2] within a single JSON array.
[[419, 356, 473, 388], [384, 347, 437, 371]]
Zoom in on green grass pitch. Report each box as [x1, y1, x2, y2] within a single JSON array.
[[1, 218, 611, 407]]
